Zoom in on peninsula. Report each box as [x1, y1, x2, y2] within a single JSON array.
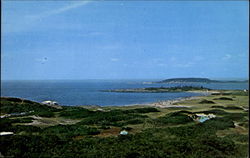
[[102, 86, 210, 93]]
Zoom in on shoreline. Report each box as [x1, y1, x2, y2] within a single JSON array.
[[0, 91, 212, 109], [121, 96, 201, 108], [117, 90, 217, 108], [0, 90, 231, 109], [148, 96, 200, 108]]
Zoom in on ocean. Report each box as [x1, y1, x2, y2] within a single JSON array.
[[1, 80, 248, 106]]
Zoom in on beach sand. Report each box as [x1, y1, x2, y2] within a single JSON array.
[[147, 96, 199, 108]]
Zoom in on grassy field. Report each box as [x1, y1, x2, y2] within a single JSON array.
[[0, 90, 248, 158]]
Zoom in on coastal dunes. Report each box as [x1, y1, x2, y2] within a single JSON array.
[[0, 89, 248, 158], [0, 90, 249, 158]]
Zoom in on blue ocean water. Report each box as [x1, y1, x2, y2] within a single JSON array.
[[1, 80, 248, 106]]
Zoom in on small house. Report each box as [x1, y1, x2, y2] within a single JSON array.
[[195, 113, 216, 123], [42, 100, 58, 105], [120, 130, 128, 135], [0, 132, 14, 136]]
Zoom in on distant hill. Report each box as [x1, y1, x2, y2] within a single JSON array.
[[156, 78, 248, 83]]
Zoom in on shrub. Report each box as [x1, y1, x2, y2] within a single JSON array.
[[36, 111, 55, 117], [59, 107, 94, 119], [210, 106, 243, 110], [213, 97, 233, 101], [224, 134, 249, 143], [194, 109, 228, 115], [42, 124, 100, 138], [223, 112, 248, 121], [122, 127, 133, 131], [201, 117, 235, 130], [13, 117, 34, 123], [238, 122, 249, 128], [231, 91, 248, 96], [155, 112, 193, 125], [1, 98, 59, 114], [124, 107, 160, 114], [199, 99, 215, 104], [78, 110, 147, 127], [10, 125, 42, 133], [224, 106, 243, 110], [0, 118, 34, 131], [125, 119, 144, 125]]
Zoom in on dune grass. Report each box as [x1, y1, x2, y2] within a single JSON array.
[[0, 90, 248, 158]]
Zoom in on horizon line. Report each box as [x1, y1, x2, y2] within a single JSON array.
[[1, 77, 249, 81]]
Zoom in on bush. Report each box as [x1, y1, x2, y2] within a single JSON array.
[[0, 122, 244, 158], [0, 118, 16, 131], [224, 134, 248, 143], [238, 122, 249, 128], [13, 117, 34, 123], [10, 125, 42, 133], [2, 97, 23, 102], [36, 111, 55, 117], [0, 118, 34, 131], [201, 117, 235, 130], [224, 106, 243, 110], [155, 112, 193, 125], [231, 91, 248, 96], [122, 127, 133, 131], [125, 119, 144, 125], [194, 109, 228, 115], [124, 107, 160, 114], [223, 112, 248, 121], [210, 106, 243, 110], [42, 124, 100, 138], [78, 110, 147, 127], [59, 107, 94, 119], [1, 98, 59, 114], [199, 99, 215, 104], [213, 97, 233, 101]]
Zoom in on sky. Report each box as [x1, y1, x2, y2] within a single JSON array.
[[2, 0, 249, 80]]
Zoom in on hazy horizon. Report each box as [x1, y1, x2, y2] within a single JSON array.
[[1, 77, 249, 82], [2, 1, 249, 80]]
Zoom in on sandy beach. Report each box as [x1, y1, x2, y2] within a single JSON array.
[[147, 96, 200, 108], [126, 90, 216, 108], [148, 90, 224, 108]]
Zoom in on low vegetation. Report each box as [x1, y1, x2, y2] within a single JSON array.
[[153, 112, 193, 126], [213, 97, 234, 101], [0, 90, 248, 158], [199, 99, 215, 104], [0, 97, 61, 117], [211, 105, 243, 110]]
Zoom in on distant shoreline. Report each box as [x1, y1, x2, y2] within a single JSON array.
[[122, 91, 213, 108], [102, 86, 211, 93]]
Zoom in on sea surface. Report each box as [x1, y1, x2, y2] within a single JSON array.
[[1, 80, 248, 106]]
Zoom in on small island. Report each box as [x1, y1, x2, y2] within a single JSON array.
[[155, 77, 248, 83], [102, 86, 210, 93]]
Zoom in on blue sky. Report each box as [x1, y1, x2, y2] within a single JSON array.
[[2, 1, 249, 80]]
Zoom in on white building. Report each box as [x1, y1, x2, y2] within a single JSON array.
[[0, 132, 14, 136], [120, 130, 128, 135], [42, 101, 58, 105]]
